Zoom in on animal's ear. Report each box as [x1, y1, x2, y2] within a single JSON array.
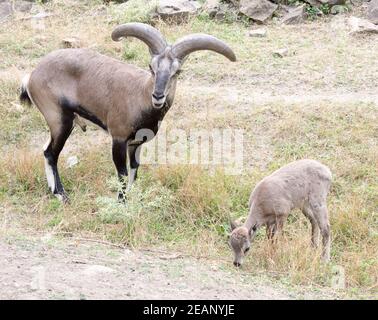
[[249, 224, 257, 237], [230, 220, 238, 231], [149, 64, 155, 75]]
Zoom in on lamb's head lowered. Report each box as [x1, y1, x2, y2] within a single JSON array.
[[229, 221, 256, 267], [112, 23, 236, 108]]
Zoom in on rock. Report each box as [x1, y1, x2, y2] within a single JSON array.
[[61, 37, 82, 48], [273, 48, 289, 58], [155, 0, 201, 23], [318, 0, 345, 5], [204, 0, 239, 21], [0, 2, 12, 21], [304, 0, 321, 6], [41, 233, 53, 242], [32, 11, 53, 19], [83, 265, 115, 277], [223, 0, 240, 7], [203, 0, 231, 20], [330, 4, 348, 15], [248, 27, 267, 37], [203, 0, 220, 15], [239, 0, 278, 24], [66, 156, 79, 168], [282, 5, 306, 24], [14, 0, 33, 13], [215, 10, 227, 20], [304, 0, 345, 7], [203, 0, 224, 19], [367, 0, 378, 25], [348, 16, 378, 35]]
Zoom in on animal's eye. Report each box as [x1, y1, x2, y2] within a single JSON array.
[[244, 247, 250, 254]]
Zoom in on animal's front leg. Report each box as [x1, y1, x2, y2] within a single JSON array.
[[266, 223, 277, 241], [112, 138, 128, 201], [127, 142, 143, 192]]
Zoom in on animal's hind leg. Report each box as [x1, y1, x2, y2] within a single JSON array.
[[73, 114, 87, 132], [310, 202, 331, 262], [314, 206, 331, 262], [44, 112, 74, 202], [309, 190, 331, 262], [302, 206, 320, 248]]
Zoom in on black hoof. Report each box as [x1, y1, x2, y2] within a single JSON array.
[[54, 192, 69, 204]]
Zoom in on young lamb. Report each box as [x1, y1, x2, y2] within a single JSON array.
[[229, 159, 332, 267]]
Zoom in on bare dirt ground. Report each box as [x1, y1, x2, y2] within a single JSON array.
[[0, 233, 341, 300]]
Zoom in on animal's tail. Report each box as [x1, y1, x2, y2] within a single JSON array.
[[20, 74, 32, 106]]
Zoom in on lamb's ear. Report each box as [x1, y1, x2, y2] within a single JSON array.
[[249, 224, 257, 237], [230, 220, 238, 231]]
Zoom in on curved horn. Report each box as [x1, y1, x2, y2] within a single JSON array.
[[171, 34, 236, 62], [111, 23, 167, 56]]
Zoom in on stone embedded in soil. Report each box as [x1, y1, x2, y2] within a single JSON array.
[[1, 0, 35, 21], [66, 155, 79, 168], [304, 0, 345, 6], [239, 0, 278, 24], [368, 0, 378, 25], [248, 27, 267, 37], [82, 265, 115, 277], [273, 48, 289, 58], [281, 5, 306, 25], [348, 16, 378, 35], [14, 0, 33, 13], [0, 2, 12, 21], [32, 11, 53, 19], [155, 0, 202, 23], [203, 0, 231, 21], [61, 37, 82, 49]]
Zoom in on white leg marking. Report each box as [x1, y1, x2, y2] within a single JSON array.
[[44, 157, 55, 193], [127, 168, 137, 192], [43, 137, 55, 193], [43, 137, 51, 152]]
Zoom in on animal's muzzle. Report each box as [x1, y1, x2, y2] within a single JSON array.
[[152, 93, 165, 100], [152, 93, 166, 108], [233, 261, 241, 267]]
